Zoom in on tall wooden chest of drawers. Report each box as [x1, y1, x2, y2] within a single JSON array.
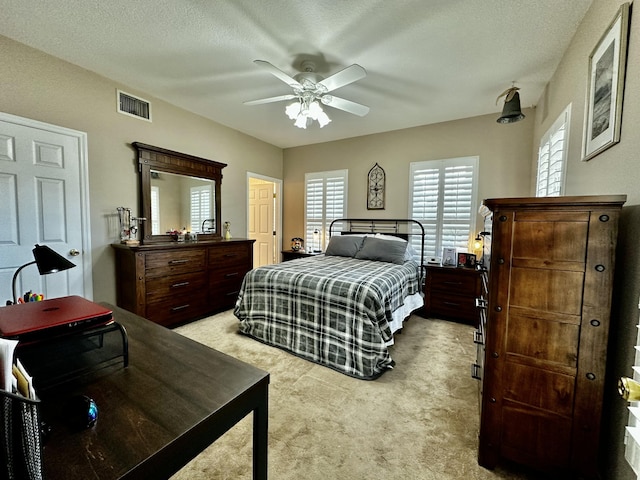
[[478, 195, 625, 479], [112, 239, 254, 327]]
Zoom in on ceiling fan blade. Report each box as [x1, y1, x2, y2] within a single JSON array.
[[321, 95, 370, 117], [244, 94, 297, 106], [317, 64, 366, 92], [253, 60, 302, 89]]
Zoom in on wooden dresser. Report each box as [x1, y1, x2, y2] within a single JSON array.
[[478, 195, 626, 479], [423, 265, 482, 325], [112, 239, 254, 327]]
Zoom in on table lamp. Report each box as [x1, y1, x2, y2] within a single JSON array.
[[10, 244, 76, 305]]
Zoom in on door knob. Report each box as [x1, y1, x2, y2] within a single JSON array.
[[619, 377, 640, 401], [70, 249, 81, 256]]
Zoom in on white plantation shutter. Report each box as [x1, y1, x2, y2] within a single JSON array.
[[305, 170, 347, 251], [190, 185, 212, 233], [624, 299, 640, 478], [537, 105, 570, 197], [151, 186, 160, 235], [410, 157, 478, 259]]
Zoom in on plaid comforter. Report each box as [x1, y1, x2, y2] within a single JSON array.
[[234, 255, 421, 379]]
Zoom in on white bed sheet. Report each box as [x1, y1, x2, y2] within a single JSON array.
[[386, 291, 424, 346]]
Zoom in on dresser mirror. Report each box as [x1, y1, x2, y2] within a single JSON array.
[[133, 142, 226, 244]]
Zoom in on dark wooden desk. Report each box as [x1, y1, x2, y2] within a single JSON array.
[[37, 304, 269, 480]]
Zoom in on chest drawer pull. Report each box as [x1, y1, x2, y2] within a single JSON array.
[[171, 304, 190, 312], [225, 272, 239, 278], [171, 281, 190, 288], [443, 301, 461, 307], [168, 259, 189, 265], [224, 253, 238, 258], [443, 281, 463, 286]]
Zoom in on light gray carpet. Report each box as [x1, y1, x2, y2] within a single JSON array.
[[172, 311, 543, 480]]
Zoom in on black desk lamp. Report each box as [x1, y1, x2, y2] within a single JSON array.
[[11, 244, 76, 305]]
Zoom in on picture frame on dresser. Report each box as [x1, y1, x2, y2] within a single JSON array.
[[442, 247, 456, 266]]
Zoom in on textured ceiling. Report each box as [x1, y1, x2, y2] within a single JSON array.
[[0, 0, 593, 148]]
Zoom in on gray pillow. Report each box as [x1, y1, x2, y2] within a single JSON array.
[[325, 235, 365, 257], [354, 236, 407, 265]]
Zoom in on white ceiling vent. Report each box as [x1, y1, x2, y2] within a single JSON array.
[[117, 89, 152, 122]]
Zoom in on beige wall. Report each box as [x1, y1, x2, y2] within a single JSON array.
[[531, 1, 640, 478], [282, 111, 534, 243], [3, 0, 639, 474], [0, 35, 283, 305]]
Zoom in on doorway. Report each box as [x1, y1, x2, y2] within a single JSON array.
[[0, 112, 93, 302], [247, 173, 281, 267]]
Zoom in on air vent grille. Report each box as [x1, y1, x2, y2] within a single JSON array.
[[117, 90, 152, 122]]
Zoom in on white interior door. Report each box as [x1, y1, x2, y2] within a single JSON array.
[[0, 112, 92, 304], [249, 179, 275, 267]]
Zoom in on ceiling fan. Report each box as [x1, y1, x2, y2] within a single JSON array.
[[244, 59, 370, 128]]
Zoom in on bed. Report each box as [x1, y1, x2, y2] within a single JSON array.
[[234, 219, 425, 379]]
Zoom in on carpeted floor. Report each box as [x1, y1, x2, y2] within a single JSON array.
[[172, 311, 545, 480]]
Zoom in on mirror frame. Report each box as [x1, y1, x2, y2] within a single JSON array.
[[133, 142, 226, 244]]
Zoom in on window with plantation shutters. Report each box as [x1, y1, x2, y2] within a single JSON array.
[[190, 185, 212, 233], [536, 105, 570, 197], [305, 170, 347, 251], [409, 157, 478, 259], [624, 299, 640, 477], [151, 186, 160, 235]]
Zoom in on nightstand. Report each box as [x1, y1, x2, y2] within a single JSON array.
[[281, 250, 322, 262], [422, 265, 481, 325]]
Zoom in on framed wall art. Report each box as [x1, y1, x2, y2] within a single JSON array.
[[367, 163, 385, 210], [582, 2, 630, 161]]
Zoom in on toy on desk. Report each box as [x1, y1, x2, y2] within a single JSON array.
[[17, 292, 44, 304]]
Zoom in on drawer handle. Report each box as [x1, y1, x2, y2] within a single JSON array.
[[168, 259, 189, 265], [171, 304, 190, 312], [225, 272, 239, 278], [225, 291, 240, 297], [224, 253, 238, 258], [171, 281, 190, 288], [443, 281, 463, 286], [443, 301, 461, 307]]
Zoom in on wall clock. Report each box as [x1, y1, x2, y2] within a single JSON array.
[[367, 163, 385, 210]]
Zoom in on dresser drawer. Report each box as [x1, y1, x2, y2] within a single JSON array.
[[429, 293, 478, 321], [145, 272, 207, 304], [145, 249, 206, 277], [145, 296, 208, 327], [428, 269, 479, 293], [209, 244, 251, 269]]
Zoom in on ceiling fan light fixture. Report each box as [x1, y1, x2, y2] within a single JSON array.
[[247, 59, 367, 129], [294, 114, 309, 129], [285, 101, 301, 120], [285, 99, 331, 129]]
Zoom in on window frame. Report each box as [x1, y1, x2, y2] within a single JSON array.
[[408, 156, 479, 260], [189, 184, 213, 234], [304, 169, 348, 252], [536, 104, 571, 197]]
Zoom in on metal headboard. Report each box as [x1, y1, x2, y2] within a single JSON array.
[[328, 218, 426, 278]]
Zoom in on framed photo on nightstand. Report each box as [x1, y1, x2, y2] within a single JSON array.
[[442, 247, 456, 266]]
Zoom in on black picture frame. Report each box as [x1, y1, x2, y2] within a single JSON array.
[[582, 3, 630, 161]]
